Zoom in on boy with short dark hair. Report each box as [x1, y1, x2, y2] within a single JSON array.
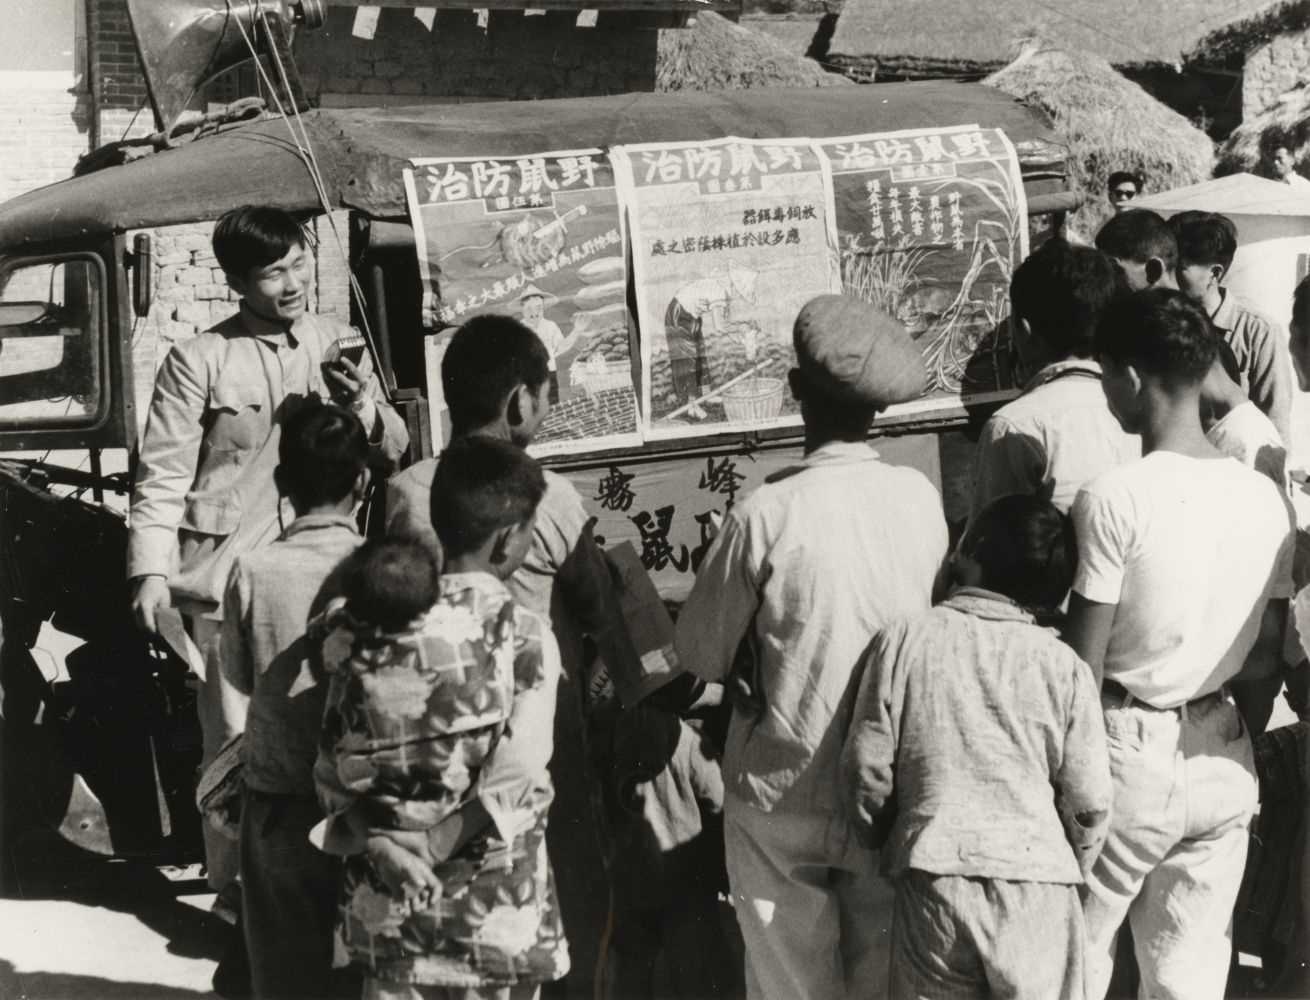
[[842, 493, 1111, 999], [220, 399, 371, 999], [1094, 209, 1178, 291], [972, 239, 1137, 516], [1066, 289, 1295, 999], [316, 435, 569, 1000], [1171, 210, 1294, 443]]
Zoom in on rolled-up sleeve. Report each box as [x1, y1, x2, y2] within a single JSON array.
[[127, 341, 208, 580], [370, 379, 409, 469], [1056, 654, 1113, 875], [1071, 486, 1130, 606], [673, 511, 758, 683]]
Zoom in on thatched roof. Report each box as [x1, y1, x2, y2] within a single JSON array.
[[657, 11, 851, 91], [1192, 1, 1310, 63], [1218, 85, 1310, 177], [985, 43, 1215, 234], [829, 0, 1271, 77]]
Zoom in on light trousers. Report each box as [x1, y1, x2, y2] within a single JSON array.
[[1082, 690, 1257, 1000], [723, 795, 890, 1000]]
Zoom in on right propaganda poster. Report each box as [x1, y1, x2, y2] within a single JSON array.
[[816, 125, 1029, 416]]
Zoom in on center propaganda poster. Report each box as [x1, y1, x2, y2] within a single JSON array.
[[404, 149, 641, 457], [614, 138, 841, 440], [816, 125, 1029, 416]]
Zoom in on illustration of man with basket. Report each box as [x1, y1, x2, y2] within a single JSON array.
[[518, 284, 580, 404], [664, 262, 758, 421]]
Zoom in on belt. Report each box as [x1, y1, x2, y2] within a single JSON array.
[[1102, 677, 1225, 712]]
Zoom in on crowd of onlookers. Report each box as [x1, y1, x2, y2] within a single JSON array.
[[126, 201, 1310, 1000]]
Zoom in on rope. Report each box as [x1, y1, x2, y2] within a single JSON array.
[[225, 1, 395, 400]]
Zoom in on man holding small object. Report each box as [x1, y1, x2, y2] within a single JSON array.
[[126, 205, 408, 942]]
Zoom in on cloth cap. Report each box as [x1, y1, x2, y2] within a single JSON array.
[[792, 294, 927, 408]]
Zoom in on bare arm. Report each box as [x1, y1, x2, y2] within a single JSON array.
[[1064, 593, 1117, 690]]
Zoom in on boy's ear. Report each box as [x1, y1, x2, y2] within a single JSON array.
[[352, 467, 371, 506], [224, 270, 246, 297], [1145, 257, 1166, 287], [786, 367, 805, 402], [504, 384, 528, 429], [487, 522, 515, 568], [1212, 263, 1228, 286]]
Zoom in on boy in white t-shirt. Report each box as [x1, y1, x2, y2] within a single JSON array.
[[1066, 288, 1296, 1000]]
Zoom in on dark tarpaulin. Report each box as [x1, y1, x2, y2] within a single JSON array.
[[0, 82, 1061, 250]]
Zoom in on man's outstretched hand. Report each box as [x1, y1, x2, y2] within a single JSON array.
[[131, 575, 171, 634]]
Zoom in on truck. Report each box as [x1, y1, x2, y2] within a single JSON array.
[[0, 0, 1073, 861]]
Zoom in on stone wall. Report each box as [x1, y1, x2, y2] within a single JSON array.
[[297, 7, 657, 103], [1243, 31, 1310, 119]]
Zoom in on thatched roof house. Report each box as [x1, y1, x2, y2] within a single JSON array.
[[1218, 86, 1310, 177], [828, 0, 1270, 79], [657, 12, 850, 91], [985, 43, 1215, 234]]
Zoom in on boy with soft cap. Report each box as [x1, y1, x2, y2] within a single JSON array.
[[675, 294, 949, 1000]]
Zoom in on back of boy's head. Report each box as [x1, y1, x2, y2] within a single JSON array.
[[1169, 211, 1238, 274], [1095, 288, 1218, 386], [1095, 209, 1177, 269], [1010, 239, 1126, 357], [430, 435, 547, 558], [277, 399, 368, 508], [341, 537, 439, 633], [441, 315, 550, 434], [212, 205, 306, 277], [966, 494, 1077, 611]]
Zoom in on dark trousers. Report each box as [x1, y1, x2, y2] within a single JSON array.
[[240, 789, 351, 1000]]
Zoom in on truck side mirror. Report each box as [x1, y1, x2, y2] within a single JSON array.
[[128, 234, 152, 318]]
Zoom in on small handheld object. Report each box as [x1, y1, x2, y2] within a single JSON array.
[[324, 334, 368, 370]]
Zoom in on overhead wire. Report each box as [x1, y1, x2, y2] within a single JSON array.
[[225, 0, 395, 400]]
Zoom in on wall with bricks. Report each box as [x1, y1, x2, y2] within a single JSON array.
[[0, 73, 93, 204], [1243, 31, 1310, 120]]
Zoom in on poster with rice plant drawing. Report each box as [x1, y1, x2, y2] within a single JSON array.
[[816, 125, 1029, 417], [404, 150, 641, 457], [613, 138, 842, 440]]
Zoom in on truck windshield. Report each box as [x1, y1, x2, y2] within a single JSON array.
[[0, 257, 103, 428]]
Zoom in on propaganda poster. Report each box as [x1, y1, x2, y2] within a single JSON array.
[[404, 150, 641, 457], [817, 125, 1029, 417], [614, 138, 841, 440]]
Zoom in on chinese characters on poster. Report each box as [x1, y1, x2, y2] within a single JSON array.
[[404, 150, 641, 457], [405, 129, 1027, 456], [817, 126, 1028, 413], [614, 138, 841, 440]]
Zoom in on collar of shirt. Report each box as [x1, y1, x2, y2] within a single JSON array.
[[1023, 358, 1103, 393], [804, 439, 881, 467], [240, 300, 307, 348], [1210, 287, 1238, 332], [279, 512, 360, 541], [939, 586, 1036, 625]]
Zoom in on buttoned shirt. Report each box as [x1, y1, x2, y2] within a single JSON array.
[[674, 440, 949, 814], [1211, 288, 1295, 445], [841, 588, 1111, 883], [972, 359, 1139, 518], [128, 304, 408, 616], [221, 513, 363, 795]]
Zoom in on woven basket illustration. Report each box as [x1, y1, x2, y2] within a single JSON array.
[[720, 376, 784, 422], [571, 354, 630, 396]]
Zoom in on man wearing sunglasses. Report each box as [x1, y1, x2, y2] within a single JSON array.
[[1107, 171, 1143, 213]]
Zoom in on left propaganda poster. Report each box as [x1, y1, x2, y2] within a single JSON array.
[[613, 138, 842, 441], [404, 150, 641, 457]]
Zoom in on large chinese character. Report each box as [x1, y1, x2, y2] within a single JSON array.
[[642, 149, 683, 184], [699, 456, 745, 509], [950, 131, 992, 158], [517, 157, 559, 196], [594, 466, 636, 512], [727, 142, 767, 177], [472, 160, 512, 200], [763, 145, 803, 172], [913, 134, 951, 162], [630, 506, 689, 572], [425, 162, 471, 202], [684, 146, 723, 180], [558, 154, 599, 188], [836, 142, 875, 171], [873, 138, 913, 165]]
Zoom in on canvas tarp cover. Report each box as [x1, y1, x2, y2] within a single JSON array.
[[0, 82, 1059, 250]]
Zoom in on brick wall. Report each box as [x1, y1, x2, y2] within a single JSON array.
[[0, 72, 93, 204], [297, 7, 657, 102], [1243, 31, 1310, 120]]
